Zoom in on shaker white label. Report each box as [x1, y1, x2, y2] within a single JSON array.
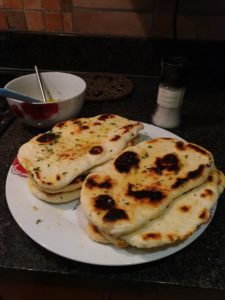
[[157, 87, 185, 108]]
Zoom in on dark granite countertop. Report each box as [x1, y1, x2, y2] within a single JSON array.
[[0, 32, 225, 295]]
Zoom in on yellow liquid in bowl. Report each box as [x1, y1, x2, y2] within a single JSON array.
[[47, 98, 57, 102]]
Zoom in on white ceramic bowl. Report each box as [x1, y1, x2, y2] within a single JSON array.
[[5, 72, 86, 128]]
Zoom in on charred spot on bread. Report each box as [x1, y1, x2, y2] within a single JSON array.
[[103, 208, 128, 222], [200, 189, 213, 197], [36, 132, 60, 144], [72, 120, 90, 131], [143, 232, 161, 240], [71, 173, 87, 184], [94, 195, 115, 210], [121, 124, 136, 133], [98, 114, 115, 121], [55, 121, 66, 128], [150, 153, 180, 175], [85, 176, 112, 189], [199, 209, 208, 220], [188, 144, 209, 156], [72, 119, 80, 124], [92, 224, 100, 233], [179, 205, 190, 212], [127, 183, 165, 203], [110, 135, 121, 141], [208, 175, 213, 182], [33, 167, 41, 178], [89, 146, 103, 155], [172, 165, 206, 189], [167, 234, 175, 241], [176, 141, 186, 150], [114, 151, 140, 173]]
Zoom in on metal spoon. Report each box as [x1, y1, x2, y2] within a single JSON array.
[[0, 88, 41, 103], [34, 65, 47, 103]]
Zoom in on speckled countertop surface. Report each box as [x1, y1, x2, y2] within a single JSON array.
[[0, 32, 225, 292]]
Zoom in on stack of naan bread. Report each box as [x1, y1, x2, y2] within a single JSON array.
[[80, 137, 225, 249], [17, 114, 225, 250], [17, 114, 143, 204]]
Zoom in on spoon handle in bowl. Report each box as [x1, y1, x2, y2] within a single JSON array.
[[34, 65, 48, 103], [0, 88, 41, 104]]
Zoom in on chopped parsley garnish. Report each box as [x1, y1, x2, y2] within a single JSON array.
[[36, 219, 42, 224], [33, 167, 40, 172]]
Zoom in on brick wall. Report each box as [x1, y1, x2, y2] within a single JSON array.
[[0, 0, 225, 40]]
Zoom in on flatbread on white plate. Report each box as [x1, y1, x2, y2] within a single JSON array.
[[28, 135, 140, 195], [18, 114, 143, 191], [122, 168, 221, 248], [86, 223, 110, 244], [81, 138, 214, 236], [29, 173, 86, 194], [86, 168, 224, 248], [27, 177, 81, 203]]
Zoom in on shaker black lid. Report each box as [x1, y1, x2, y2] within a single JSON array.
[[161, 56, 188, 87]]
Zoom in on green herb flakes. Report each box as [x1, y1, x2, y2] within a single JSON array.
[[36, 219, 42, 224]]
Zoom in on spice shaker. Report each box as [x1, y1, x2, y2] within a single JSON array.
[[152, 56, 188, 129]]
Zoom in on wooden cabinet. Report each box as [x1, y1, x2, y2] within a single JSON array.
[[0, 280, 104, 300], [1, 280, 225, 300]]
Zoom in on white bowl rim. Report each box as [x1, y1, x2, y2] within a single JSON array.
[[4, 71, 86, 105]]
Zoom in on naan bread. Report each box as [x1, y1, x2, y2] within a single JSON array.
[[86, 222, 127, 247], [81, 138, 214, 236], [27, 177, 80, 203], [26, 135, 140, 204], [87, 168, 224, 248], [122, 168, 221, 248], [86, 223, 110, 244], [29, 173, 86, 194], [218, 169, 225, 194], [18, 114, 143, 190]]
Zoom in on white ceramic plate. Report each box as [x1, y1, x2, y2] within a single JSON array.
[[5, 123, 216, 266]]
